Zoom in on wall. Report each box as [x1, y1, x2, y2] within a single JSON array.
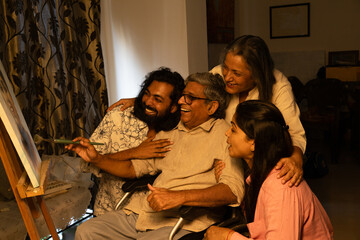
[[101, 0, 208, 104], [186, 0, 209, 74], [209, 0, 360, 83]]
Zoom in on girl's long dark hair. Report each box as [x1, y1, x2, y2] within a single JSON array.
[[222, 35, 276, 102], [234, 100, 293, 222]]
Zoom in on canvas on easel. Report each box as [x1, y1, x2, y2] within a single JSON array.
[[0, 60, 59, 239], [0, 60, 41, 188], [0, 117, 59, 239]]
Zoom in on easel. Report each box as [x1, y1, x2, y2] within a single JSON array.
[[0, 119, 59, 240]]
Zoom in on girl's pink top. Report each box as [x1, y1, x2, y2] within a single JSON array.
[[231, 169, 333, 240]]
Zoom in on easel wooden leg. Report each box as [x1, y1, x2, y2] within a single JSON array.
[[37, 196, 60, 240], [15, 193, 41, 240], [28, 197, 41, 219], [0, 119, 60, 239]]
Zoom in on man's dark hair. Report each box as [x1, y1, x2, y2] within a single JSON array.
[[134, 67, 185, 132]]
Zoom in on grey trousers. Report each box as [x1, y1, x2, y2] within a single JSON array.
[[75, 210, 192, 240]]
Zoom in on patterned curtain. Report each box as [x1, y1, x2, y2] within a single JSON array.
[[0, 0, 108, 155]]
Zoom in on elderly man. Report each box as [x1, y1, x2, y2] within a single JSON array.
[[86, 67, 185, 216], [67, 72, 244, 240]]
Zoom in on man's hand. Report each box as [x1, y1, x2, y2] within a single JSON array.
[[204, 226, 234, 240], [275, 146, 303, 187], [147, 184, 184, 211], [65, 137, 100, 163], [213, 159, 225, 183], [131, 136, 173, 159], [107, 98, 135, 112]]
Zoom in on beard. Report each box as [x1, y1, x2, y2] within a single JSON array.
[[133, 98, 176, 132]]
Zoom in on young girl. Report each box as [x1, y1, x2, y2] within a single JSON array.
[[204, 100, 333, 240]]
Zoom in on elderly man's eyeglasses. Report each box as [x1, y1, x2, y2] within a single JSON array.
[[182, 94, 210, 105]]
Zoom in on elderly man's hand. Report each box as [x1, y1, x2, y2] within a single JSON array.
[[65, 137, 100, 163], [147, 184, 184, 211], [275, 146, 303, 187], [204, 226, 234, 240]]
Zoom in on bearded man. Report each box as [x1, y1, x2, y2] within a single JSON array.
[[83, 67, 185, 216]]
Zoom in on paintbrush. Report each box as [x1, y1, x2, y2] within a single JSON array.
[[33, 135, 104, 145]]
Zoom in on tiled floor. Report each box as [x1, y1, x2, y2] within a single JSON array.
[[305, 133, 360, 240], [45, 211, 92, 240]]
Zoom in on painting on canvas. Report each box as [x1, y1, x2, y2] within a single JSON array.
[[0, 60, 41, 188]]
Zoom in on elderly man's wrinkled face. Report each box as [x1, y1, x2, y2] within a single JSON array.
[[178, 81, 212, 130]]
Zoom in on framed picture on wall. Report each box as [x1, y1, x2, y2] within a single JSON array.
[[270, 3, 310, 39], [0, 60, 41, 188]]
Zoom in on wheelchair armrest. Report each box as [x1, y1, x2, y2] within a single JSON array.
[[122, 172, 160, 192], [216, 207, 249, 235], [216, 206, 245, 227], [115, 172, 161, 210], [217, 214, 245, 228], [178, 206, 249, 240]]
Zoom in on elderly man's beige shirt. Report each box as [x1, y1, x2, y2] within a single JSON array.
[[124, 118, 244, 232]]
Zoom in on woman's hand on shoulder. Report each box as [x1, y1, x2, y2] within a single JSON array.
[[275, 146, 303, 187], [213, 159, 225, 183], [107, 98, 135, 112]]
